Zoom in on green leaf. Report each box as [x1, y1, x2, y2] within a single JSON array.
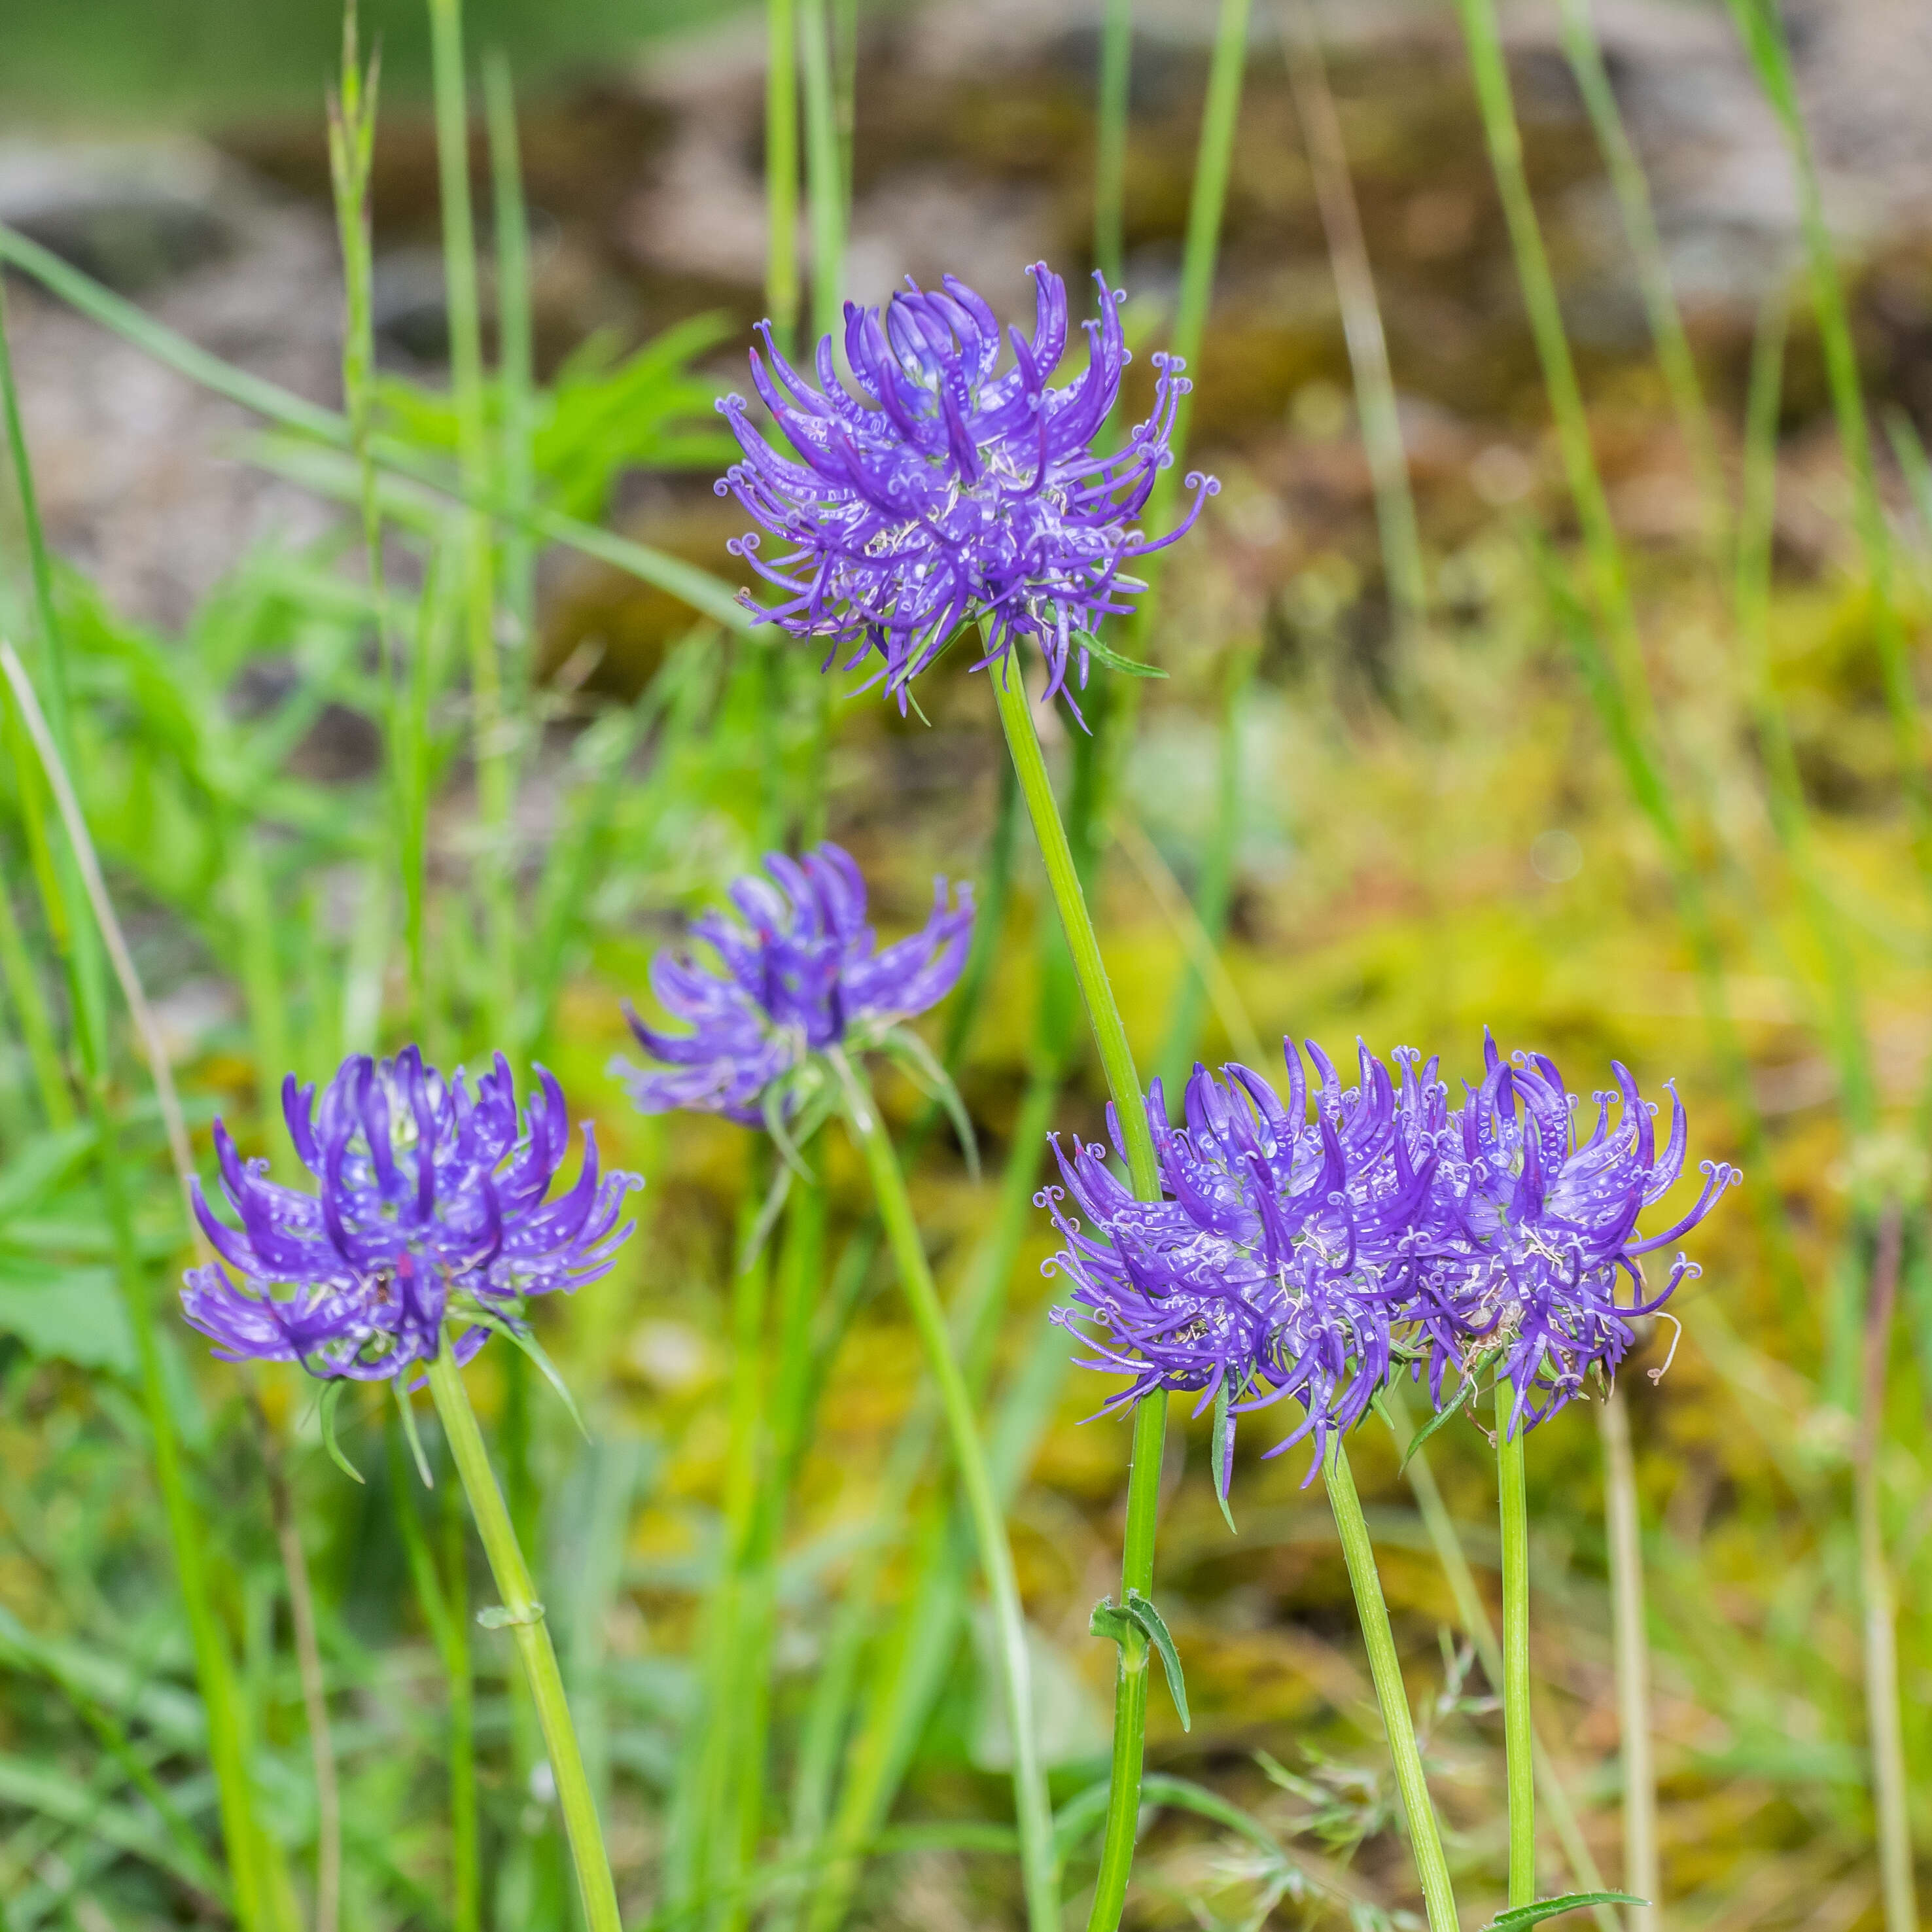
[[463, 1308, 589, 1442], [880, 1025, 980, 1180], [0, 1260, 135, 1375], [1485, 1893, 1646, 1929], [1072, 628, 1168, 679], [317, 1379, 366, 1484], [1210, 1376, 1238, 1535], [1399, 1373, 1481, 1471], [1093, 1590, 1191, 1731], [394, 1380, 435, 1488]]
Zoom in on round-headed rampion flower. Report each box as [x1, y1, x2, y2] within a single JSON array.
[[181, 1049, 641, 1381], [1423, 1034, 1739, 1435], [614, 842, 973, 1125], [1042, 1040, 1446, 1486], [715, 262, 1220, 714]]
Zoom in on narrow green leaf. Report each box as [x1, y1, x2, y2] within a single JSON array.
[[1486, 1892, 1647, 1929], [318, 1379, 366, 1484], [880, 1025, 980, 1180], [1210, 1376, 1238, 1534], [1124, 1589, 1190, 1732], [463, 1309, 589, 1442], [393, 1379, 435, 1488], [1399, 1373, 1479, 1471], [1072, 627, 1168, 679]]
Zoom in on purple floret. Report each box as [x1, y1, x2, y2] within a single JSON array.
[[1427, 1033, 1740, 1436], [181, 1048, 641, 1381], [1041, 1031, 1738, 1486], [615, 842, 973, 1123], [714, 262, 1219, 714]]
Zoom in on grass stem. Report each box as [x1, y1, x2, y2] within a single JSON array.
[[426, 1341, 624, 1932], [427, 0, 516, 1045], [1323, 1436, 1459, 1932], [1093, 0, 1133, 286], [1280, 3, 1428, 648], [1497, 1379, 1536, 1908], [1599, 1383, 1657, 1931], [765, 0, 802, 355], [830, 1047, 1059, 1932], [1554, 0, 1727, 559]]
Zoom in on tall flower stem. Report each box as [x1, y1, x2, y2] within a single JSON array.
[[989, 661, 1165, 1932], [1599, 1384, 1657, 1929], [425, 1341, 623, 1932], [828, 1047, 1058, 1932], [1322, 1437, 1460, 1932], [1498, 1380, 1536, 1908]]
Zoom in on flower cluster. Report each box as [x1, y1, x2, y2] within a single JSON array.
[[1042, 1033, 1737, 1479], [715, 262, 1218, 714], [615, 842, 974, 1124], [181, 1049, 640, 1381]]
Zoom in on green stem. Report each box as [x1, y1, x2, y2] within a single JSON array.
[[989, 659, 1163, 1931], [1093, 0, 1133, 285], [765, 0, 802, 354], [1857, 1204, 1918, 1932], [1497, 1380, 1536, 1908], [425, 1342, 624, 1932], [990, 662, 1157, 1195], [1599, 1385, 1657, 1930], [1380, 1382, 1618, 1932], [1323, 1437, 1459, 1932], [442, 1452, 480, 1932], [829, 1049, 1058, 1932]]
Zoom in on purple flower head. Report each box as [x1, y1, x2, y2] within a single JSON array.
[[1042, 1040, 1443, 1490], [615, 842, 974, 1126], [715, 262, 1220, 716], [181, 1049, 641, 1382], [1426, 1032, 1739, 1436]]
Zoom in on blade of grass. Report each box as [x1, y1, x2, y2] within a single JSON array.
[[0, 220, 750, 629], [0, 848, 71, 1129], [427, 0, 516, 1047], [1721, 0, 1929, 883], [1598, 1384, 1657, 1932], [1554, 0, 1728, 559], [766, 0, 803, 355], [1148, 640, 1259, 1093], [1280, 2, 1428, 649], [1854, 1203, 1918, 1932], [483, 50, 536, 654], [0, 656, 265, 1927], [830, 1047, 1059, 1932], [1093, 0, 1134, 286]]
